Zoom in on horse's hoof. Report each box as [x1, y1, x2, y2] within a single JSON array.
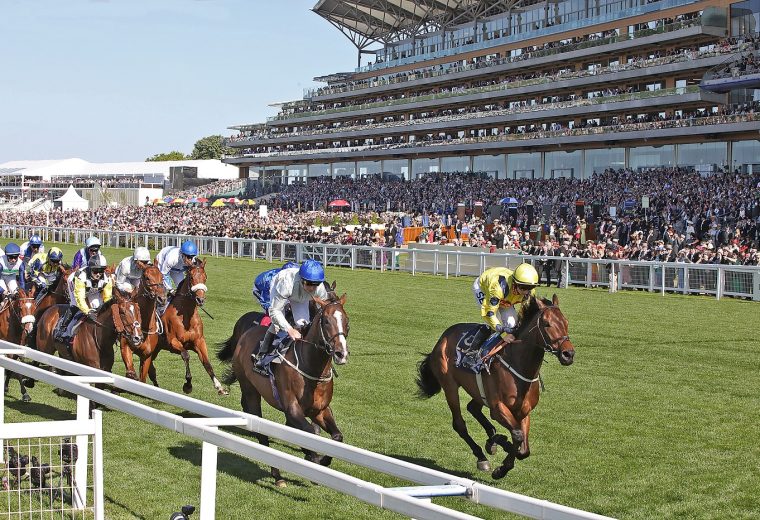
[[182, 382, 193, 394], [218, 388, 229, 396], [485, 439, 498, 456], [319, 456, 333, 467], [23, 379, 35, 389], [274, 480, 287, 488], [22, 394, 32, 403], [492, 466, 510, 480], [477, 460, 491, 472], [125, 372, 137, 380]]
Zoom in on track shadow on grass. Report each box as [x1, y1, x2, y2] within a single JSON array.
[[168, 441, 308, 498], [105, 496, 147, 520], [4, 396, 74, 421]]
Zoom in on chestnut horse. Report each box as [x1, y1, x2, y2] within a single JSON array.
[[0, 288, 38, 402], [36, 289, 143, 372], [416, 295, 575, 479], [119, 265, 167, 385], [156, 259, 227, 395], [217, 292, 349, 486]]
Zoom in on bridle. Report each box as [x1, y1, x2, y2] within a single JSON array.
[[524, 306, 571, 358], [299, 302, 349, 356], [182, 265, 208, 304]]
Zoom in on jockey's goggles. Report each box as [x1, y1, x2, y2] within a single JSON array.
[[6, 255, 19, 261], [303, 280, 320, 287], [90, 267, 105, 275], [88, 246, 100, 252], [515, 283, 536, 291]]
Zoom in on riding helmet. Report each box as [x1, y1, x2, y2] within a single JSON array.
[[85, 236, 101, 249], [180, 241, 198, 257], [133, 247, 151, 262], [299, 259, 325, 283], [48, 247, 64, 262], [512, 263, 540, 286], [87, 253, 107, 272], [29, 235, 43, 246], [4, 243, 21, 256]]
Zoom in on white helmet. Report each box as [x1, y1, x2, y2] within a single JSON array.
[[133, 247, 151, 262], [85, 236, 102, 249]]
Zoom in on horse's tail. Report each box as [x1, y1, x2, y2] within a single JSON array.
[[416, 353, 441, 399], [216, 334, 237, 363]]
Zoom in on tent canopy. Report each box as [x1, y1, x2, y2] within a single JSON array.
[[54, 185, 89, 211], [328, 199, 350, 207]]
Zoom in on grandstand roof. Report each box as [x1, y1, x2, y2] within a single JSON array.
[[312, 0, 525, 48], [0, 158, 239, 182]]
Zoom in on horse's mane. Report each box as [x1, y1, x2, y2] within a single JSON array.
[[514, 296, 554, 336]]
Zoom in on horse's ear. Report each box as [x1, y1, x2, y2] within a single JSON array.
[[330, 280, 337, 291], [339, 293, 347, 306], [535, 296, 545, 309], [201, 258, 207, 268], [552, 293, 559, 306]]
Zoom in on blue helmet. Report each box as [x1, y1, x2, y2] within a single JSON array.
[[282, 262, 299, 270], [29, 235, 43, 246], [180, 241, 198, 257], [4, 243, 21, 256], [299, 259, 325, 283]]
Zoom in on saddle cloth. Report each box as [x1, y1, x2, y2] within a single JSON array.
[[455, 324, 496, 374], [256, 332, 292, 377]]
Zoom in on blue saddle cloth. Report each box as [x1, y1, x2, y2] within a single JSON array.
[[454, 325, 496, 374], [257, 333, 292, 377]]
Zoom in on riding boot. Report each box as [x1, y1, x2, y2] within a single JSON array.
[[253, 329, 276, 373], [54, 307, 74, 343]]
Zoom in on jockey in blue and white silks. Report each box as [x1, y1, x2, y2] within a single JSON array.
[[252, 259, 329, 373], [0, 243, 27, 302], [20, 234, 44, 262], [252, 262, 299, 312], [155, 241, 199, 291]]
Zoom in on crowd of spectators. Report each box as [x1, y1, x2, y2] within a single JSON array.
[[170, 178, 246, 199], [2, 168, 758, 269]]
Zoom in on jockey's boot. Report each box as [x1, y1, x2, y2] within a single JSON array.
[[54, 307, 75, 344], [253, 329, 276, 374]]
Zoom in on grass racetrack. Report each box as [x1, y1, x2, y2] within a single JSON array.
[[3, 242, 759, 519]]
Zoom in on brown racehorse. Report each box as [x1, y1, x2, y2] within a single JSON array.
[[0, 288, 38, 402], [26, 264, 72, 349], [416, 295, 575, 479], [217, 291, 349, 486], [156, 259, 228, 395], [119, 265, 167, 385], [36, 289, 143, 373]]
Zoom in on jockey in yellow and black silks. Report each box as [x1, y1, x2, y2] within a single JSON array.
[[471, 263, 540, 352]]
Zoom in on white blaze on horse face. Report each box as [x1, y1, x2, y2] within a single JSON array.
[[332, 309, 348, 363]]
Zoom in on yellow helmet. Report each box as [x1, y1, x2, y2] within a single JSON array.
[[512, 263, 539, 286]]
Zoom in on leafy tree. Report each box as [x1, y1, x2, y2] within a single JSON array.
[[146, 151, 187, 162], [190, 135, 234, 160]]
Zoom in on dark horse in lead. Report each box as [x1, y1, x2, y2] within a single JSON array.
[[416, 294, 575, 479]]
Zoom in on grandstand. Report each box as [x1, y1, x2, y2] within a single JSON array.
[[223, 0, 760, 184]]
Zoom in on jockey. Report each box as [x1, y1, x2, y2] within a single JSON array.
[[0, 243, 26, 303], [472, 263, 540, 352], [27, 247, 64, 294], [155, 241, 198, 292], [252, 261, 299, 312], [115, 247, 151, 293], [20, 234, 44, 261], [55, 253, 112, 344], [71, 236, 102, 270], [252, 259, 329, 373]]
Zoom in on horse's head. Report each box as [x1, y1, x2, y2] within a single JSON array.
[[141, 264, 168, 307], [313, 293, 349, 365], [535, 294, 575, 366], [185, 259, 208, 306], [13, 288, 37, 336], [112, 288, 143, 349]]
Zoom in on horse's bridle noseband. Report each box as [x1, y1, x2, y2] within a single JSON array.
[[527, 307, 571, 358], [302, 302, 349, 356]]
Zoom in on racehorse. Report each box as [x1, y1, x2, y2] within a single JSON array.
[[26, 264, 72, 349], [217, 290, 349, 486], [416, 294, 575, 479], [0, 288, 37, 402], [156, 259, 228, 395], [35, 288, 143, 373], [119, 265, 167, 385]]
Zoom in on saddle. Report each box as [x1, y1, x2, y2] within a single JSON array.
[[253, 331, 292, 377], [455, 325, 497, 374]]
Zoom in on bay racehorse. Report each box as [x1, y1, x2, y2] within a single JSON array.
[[26, 264, 72, 349], [35, 289, 143, 373], [0, 288, 38, 402], [119, 264, 167, 385], [217, 291, 349, 486], [156, 259, 228, 395], [416, 294, 575, 479]]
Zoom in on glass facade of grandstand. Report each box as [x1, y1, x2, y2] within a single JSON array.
[[224, 0, 760, 182]]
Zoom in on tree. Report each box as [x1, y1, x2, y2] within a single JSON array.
[[146, 151, 187, 162], [190, 135, 234, 160]]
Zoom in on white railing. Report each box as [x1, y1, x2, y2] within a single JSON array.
[[0, 341, 613, 520], [3, 226, 758, 301]]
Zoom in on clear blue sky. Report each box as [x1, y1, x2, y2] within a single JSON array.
[[0, 0, 364, 163]]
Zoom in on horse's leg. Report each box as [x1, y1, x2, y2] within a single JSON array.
[[283, 403, 322, 464], [489, 403, 523, 479], [466, 399, 503, 455], [119, 339, 137, 380], [179, 349, 192, 394], [515, 415, 531, 460], [441, 381, 491, 472], [311, 407, 343, 467], [193, 338, 229, 396], [241, 389, 285, 487]]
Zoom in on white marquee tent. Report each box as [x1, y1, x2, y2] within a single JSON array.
[[55, 185, 89, 211]]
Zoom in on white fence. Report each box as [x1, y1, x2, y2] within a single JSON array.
[[3, 225, 758, 301], [0, 341, 614, 520]]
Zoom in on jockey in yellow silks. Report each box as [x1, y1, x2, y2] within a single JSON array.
[[471, 263, 540, 352]]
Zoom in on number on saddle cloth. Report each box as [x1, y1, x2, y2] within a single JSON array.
[[455, 325, 497, 374]]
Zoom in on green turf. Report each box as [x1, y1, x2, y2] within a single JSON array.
[[2, 241, 759, 519]]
